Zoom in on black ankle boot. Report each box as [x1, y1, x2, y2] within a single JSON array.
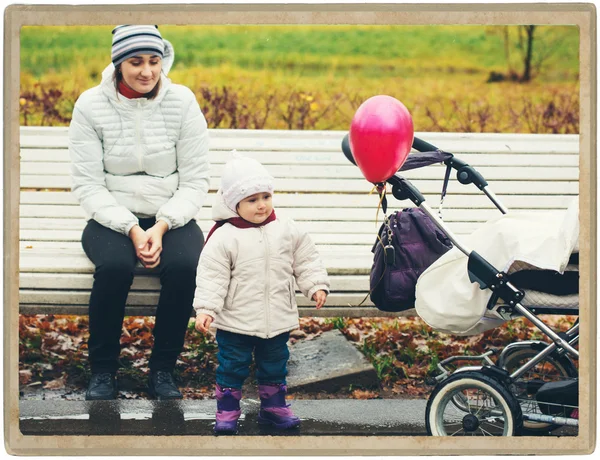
[[148, 371, 183, 400], [85, 372, 118, 400]]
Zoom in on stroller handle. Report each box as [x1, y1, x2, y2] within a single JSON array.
[[412, 136, 439, 153], [412, 136, 508, 215], [342, 133, 508, 214]]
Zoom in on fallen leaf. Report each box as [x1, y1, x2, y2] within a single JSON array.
[[43, 375, 66, 390], [19, 369, 32, 385], [351, 389, 379, 399], [289, 329, 307, 339]]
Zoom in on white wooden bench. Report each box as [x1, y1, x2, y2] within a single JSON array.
[[19, 126, 579, 317]]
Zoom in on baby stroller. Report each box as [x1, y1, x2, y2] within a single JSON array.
[[342, 135, 580, 437]]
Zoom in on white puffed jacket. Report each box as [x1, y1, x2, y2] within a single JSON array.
[[193, 191, 331, 339], [68, 40, 210, 235]]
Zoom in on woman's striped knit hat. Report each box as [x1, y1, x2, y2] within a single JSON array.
[[111, 25, 165, 67]]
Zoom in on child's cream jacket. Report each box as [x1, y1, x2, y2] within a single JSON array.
[[193, 190, 330, 339]]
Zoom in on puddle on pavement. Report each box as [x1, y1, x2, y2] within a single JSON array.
[[184, 413, 240, 421], [20, 414, 90, 421], [120, 413, 153, 420]]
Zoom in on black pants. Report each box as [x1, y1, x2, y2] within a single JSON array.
[[82, 218, 204, 373]]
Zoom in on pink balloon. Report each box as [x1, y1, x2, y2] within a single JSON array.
[[349, 95, 414, 183]]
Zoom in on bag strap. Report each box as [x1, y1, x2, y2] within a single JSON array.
[[355, 265, 387, 307], [355, 212, 394, 307], [439, 162, 452, 220]]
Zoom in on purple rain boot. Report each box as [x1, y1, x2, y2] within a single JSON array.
[[214, 385, 242, 435], [257, 384, 301, 429]]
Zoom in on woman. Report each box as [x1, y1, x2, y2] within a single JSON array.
[[68, 25, 210, 400]]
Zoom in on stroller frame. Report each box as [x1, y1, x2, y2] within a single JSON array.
[[378, 137, 579, 436], [431, 321, 579, 383], [430, 325, 579, 429], [390, 186, 579, 359]]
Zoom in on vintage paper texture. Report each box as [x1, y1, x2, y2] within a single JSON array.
[[4, 2, 596, 455]]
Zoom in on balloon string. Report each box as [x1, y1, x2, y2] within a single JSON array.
[[368, 183, 388, 252], [368, 185, 378, 225], [353, 187, 388, 308], [372, 184, 387, 228]]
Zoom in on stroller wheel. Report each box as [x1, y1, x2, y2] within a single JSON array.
[[500, 345, 577, 433], [426, 371, 523, 436]]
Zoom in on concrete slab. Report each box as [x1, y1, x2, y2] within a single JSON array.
[[287, 329, 379, 392]]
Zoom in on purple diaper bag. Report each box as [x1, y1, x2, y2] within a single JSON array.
[[370, 208, 453, 312]]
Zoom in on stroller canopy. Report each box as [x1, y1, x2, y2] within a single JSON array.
[[415, 198, 579, 335]]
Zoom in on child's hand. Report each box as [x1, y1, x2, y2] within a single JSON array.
[[195, 313, 214, 333], [312, 290, 327, 309]]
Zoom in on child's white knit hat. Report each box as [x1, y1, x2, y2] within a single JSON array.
[[221, 151, 275, 212]]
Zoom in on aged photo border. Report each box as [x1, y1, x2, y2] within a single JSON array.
[[4, 2, 596, 455]]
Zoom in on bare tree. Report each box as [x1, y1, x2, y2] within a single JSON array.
[[491, 25, 564, 83], [519, 25, 536, 82]]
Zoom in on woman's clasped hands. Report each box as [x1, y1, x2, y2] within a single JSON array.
[[129, 220, 169, 268]]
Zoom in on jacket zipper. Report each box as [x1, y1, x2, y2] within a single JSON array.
[[261, 226, 270, 337], [136, 100, 143, 171]]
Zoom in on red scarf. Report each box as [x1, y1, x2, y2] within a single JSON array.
[[205, 210, 277, 244], [118, 80, 146, 99]]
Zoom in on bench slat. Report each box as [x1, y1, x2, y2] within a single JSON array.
[[21, 241, 373, 256], [20, 205, 557, 223], [19, 128, 580, 154], [19, 303, 409, 318], [21, 162, 580, 182], [20, 176, 580, 195], [19, 290, 376, 308], [20, 272, 370, 292], [20, 148, 580, 167], [20, 250, 374, 275], [17, 218, 487, 236], [19, 190, 577, 209], [19, 126, 578, 141], [18, 229, 396, 245]]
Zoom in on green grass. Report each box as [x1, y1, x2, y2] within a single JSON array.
[[19, 25, 580, 132], [324, 317, 346, 330], [21, 25, 579, 81]]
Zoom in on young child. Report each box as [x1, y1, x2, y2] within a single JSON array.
[[193, 153, 330, 435]]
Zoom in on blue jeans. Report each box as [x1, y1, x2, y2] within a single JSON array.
[[215, 329, 290, 389]]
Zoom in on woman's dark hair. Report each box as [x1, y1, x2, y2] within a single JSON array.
[[113, 62, 162, 100]]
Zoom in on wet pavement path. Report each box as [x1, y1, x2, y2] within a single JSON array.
[[20, 399, 428, 436], [19, 399, 578, 437]]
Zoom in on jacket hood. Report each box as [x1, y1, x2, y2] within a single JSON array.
[[100, 39, 175, 103], [212, 188, 240, 221]]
